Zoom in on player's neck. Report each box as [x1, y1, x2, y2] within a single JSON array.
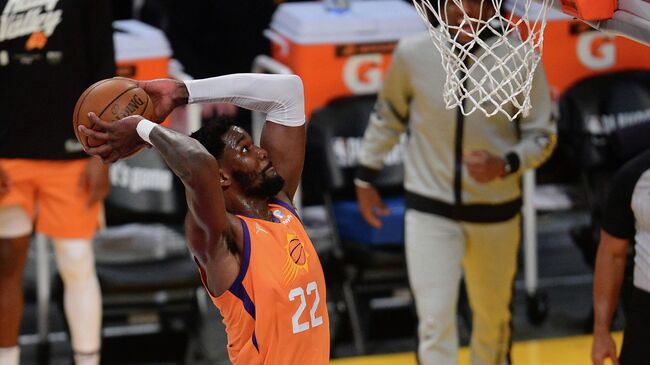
[[226, 194, 273, 221]]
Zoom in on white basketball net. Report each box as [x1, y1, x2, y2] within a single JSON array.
[[412, 0, 553, 120]]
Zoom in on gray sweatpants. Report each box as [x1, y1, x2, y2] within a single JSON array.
[[405, 209, 520, 365]]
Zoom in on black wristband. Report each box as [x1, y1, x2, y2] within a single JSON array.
[[503, 152, 520, 175], [355, 166, 381, 184]]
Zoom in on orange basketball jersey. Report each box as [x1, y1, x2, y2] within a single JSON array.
[[199, 199, 330, 364]]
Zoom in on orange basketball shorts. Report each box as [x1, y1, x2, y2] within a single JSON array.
[[0, 159, 102, 239]]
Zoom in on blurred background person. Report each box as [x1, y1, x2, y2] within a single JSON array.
[[354, 1, 556, 363], [592, 148, 650, 365], [0, 0, 116, 364]]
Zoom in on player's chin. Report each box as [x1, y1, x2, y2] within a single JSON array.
[[254, 175, 285, 199]]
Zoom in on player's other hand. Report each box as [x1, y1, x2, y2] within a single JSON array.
[[136, 79, 189, 123], [79, 157, 110, 207], [591, 330, 620, 365], [464, 149, 506, 184], [356, 184, 390, 229], [0, 164, 10, 199], [79, 113, 147, 163]]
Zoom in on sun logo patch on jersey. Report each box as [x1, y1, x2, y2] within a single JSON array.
[[283, 233, 309, 285]]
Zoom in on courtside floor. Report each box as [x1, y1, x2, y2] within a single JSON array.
[[332, 333, 623, 365]]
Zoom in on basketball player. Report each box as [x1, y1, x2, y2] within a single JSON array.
[[592, 147, 650, 365], [78, 73, 330, 364], [0, 1, 114, 364], [355, 1, 555, 364]]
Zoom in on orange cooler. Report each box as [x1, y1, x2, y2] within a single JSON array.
[[113, 20, 172, 126], [113, 20, 171, 81], [508, 1, 650, 99], [268, 0, 425, 117]]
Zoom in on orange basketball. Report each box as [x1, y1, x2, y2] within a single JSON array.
[[289, 238, 306, 265], [73, 77, 155, 150]]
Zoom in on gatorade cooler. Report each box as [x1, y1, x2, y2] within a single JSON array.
[[113, 20, 172, 126], [267, 0, 425, 117], [507, 0, 650, 99], [113, 20, 171, 81]]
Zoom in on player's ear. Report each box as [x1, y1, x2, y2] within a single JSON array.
[[219, 168, 231, 190]]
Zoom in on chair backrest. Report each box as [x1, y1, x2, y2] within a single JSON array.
[[99, 148, 190, 265], [558, 71, 650, 172], [106, 148, 186, 225], [305, 95, 405, 200]]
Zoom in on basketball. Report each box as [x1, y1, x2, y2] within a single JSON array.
[[73, 77, 155, 149], [289, 238, 306, 265]]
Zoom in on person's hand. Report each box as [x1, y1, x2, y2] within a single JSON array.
[[78, 157, 110, 207], [355, 184, 390, 229], [202, 103, 238, 119], [136, 78, 188, 123], [464, 150, 506, 183], [79, 113, 147, 163], [0, 164, 10, 200], [591, 330, 619, 365]]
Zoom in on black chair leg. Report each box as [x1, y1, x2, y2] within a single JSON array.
[[37, 341, 50, 365], [342, 279, 366, 355]]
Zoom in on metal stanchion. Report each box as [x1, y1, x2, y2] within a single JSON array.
[[523, 170, 548, 324], [35, 234, 51, 365]]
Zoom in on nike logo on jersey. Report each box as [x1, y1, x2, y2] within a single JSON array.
[[255, 223, 268, 235]]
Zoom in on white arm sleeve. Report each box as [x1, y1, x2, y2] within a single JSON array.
[[184, 73, 305, 126]]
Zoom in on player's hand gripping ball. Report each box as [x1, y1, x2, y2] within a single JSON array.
[[73, 77, 155, 153]]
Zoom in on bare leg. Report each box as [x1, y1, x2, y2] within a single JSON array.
[[53, 239, 102, 365], [0, 236, 30, 347]]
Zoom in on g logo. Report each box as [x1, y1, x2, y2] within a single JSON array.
[[577, 32, 615, 70], [343, 54, 384, 94]]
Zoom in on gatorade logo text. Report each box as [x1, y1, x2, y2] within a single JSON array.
[[577, 31, 615, 70], [343, 54, 384, 94]]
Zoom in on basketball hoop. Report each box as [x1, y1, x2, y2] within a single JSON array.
[[412, 0, 554, 120]]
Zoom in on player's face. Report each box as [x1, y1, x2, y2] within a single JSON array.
[[221, 127, 284, 198], [443, 0, 497, 44]]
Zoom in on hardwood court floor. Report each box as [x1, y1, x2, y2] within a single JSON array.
[[332, 332, 623, 365]]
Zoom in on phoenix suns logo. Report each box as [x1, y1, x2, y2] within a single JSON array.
[[0, 0, 63, 49], [282, 233, 309, 285]]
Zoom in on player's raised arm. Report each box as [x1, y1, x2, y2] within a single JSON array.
[[79, 115, 242, 296], [183, 74, 306, 202], [258, 80, 305, 202]]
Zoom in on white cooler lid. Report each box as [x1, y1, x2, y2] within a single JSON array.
[[270, 0, 426, 44], [113, 20, 172, 62]]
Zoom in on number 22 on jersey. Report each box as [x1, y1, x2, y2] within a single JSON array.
[[289, 281, 324, 334]]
